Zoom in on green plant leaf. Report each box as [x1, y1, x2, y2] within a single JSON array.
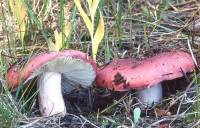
[[87, 0, 92, 12], [133, 107, 141, 124], [92, 12, 104, 61], [74, 0, 93, 36]]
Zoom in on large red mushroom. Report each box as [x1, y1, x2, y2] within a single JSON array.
[[6, 50, 96, 116], [96, 51, 196, 106]]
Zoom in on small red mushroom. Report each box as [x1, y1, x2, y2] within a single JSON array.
[[95, 51, 196, 106], [6, 50, 96, 116]]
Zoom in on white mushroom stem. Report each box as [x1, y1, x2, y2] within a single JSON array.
[[37, 72, 66, 116], [137, 83, 163, 107]]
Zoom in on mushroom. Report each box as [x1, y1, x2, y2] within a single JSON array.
[[6, 50, 96, 116], [95, 51, 195, 106]]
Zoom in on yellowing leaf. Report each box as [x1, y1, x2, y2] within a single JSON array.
[[53, 30, 63, 51], [8, 0, 26, 45], [91, 0, 100, 21], [64, 22, 72, 38], [49, 42, 56, 51], [8, 0, 14, 12], [92, 12, 104, 61], [74, 0, 93, 36], [75, 0, 104, 61], [50, 22, 72, 51]]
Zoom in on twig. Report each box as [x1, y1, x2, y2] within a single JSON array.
[[187, 39, 198, 67], [20, 119, 40, 128], [80, 115, 99, 128]]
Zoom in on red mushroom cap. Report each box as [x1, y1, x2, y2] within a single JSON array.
[[6, 50, 96, 89], [95, 51, 196, 91]]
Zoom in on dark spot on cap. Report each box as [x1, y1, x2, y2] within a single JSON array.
[[123, 82, 129, 89], [131, 65, 137, 69], [113, 72, 126, 85]]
